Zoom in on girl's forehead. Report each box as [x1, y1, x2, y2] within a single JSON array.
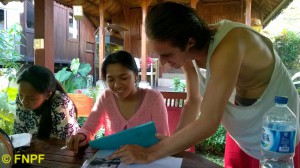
[[18, 81, 41, 95]]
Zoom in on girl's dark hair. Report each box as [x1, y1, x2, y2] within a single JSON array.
[[17, 65, 76, 139], [146, 2, 212, 51], [101, 50, 138, 80]]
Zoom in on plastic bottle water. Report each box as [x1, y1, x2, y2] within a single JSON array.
[[261, 96, 297, 168]]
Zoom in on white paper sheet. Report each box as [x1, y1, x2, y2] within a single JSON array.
[[10, 133, 32, 148], [119, 156, 183, 168], [82, 150, 182, 168]]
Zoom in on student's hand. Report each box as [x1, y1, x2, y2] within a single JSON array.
[[156, 133, 168, 141], [106, 145, 152, 164], [66, 133, 87, 153]]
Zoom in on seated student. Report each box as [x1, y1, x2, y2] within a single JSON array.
[[14, 65, 79, 139], [67, 50, 169, 153]]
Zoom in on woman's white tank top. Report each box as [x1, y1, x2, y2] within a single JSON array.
[[193, 20, 300, 159]]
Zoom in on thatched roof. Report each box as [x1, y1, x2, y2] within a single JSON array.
[[252, 0, 293, 26], [1, 0, 293, 27]]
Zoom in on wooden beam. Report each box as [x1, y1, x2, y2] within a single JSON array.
[[201, 0, 239, 6], [34, 0, 54, 72], [190, 0, 199, 9], [245, 0, 251, 26], [137, 0, 152, 83], [98, 0, 106, 80]]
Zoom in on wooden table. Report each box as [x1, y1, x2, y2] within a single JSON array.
[[19, 138, 222, 168]]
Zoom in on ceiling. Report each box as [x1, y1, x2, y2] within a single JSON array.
[[0, 0, 293, 27]]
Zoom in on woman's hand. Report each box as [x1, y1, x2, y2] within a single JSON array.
[[106, 145, 153, 164], [66, 133, 87, 153]]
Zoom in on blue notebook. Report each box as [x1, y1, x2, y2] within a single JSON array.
[[89, 121, 159, 150]]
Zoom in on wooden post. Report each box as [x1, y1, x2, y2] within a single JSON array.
[[34, 0, 54, 72], [190, 0, 199, 9], [245, 0, 252, 26], [138, 0, 152, 84], [98, 0, 106, 80]]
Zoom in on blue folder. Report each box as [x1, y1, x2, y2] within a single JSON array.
[[89, 121, 159, 150]]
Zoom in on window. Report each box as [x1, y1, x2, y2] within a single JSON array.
[[0, 9, 5, 30], [68, 12, 79, 40], [86, 42, 94, 53], [26, 0, 34, 29]]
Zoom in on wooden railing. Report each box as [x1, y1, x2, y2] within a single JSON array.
[[161, 91, 186, 107], [160, 91, 195, 153]]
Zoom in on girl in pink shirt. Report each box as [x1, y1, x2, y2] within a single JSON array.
[[67, 51, 169, 152]]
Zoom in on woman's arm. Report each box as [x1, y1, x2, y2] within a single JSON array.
[[176, 60, 201, 131], [75, 93, 106, 141]]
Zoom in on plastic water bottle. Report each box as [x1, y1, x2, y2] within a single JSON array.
[[261, 96, 297, 168]]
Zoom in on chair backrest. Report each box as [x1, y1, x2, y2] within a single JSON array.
[[160, 91, 186, 108], [68, 93, 94, 117], [160, 91, 195, 153]]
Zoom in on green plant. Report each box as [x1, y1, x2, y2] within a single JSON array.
[[273, 30, 300, 70], [0, 23, 24, 135], [0, 23, 25, 82], [0, 88, 18, 135], [196, 124, 226, 156], [55, 58, 92, 93], [172, 77, 186, 92]]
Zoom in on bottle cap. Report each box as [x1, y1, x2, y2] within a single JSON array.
[[275, 96, 288, 104]]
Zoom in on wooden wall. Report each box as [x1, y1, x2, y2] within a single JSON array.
[[197, 0, 243, 24], [20, 1, 95, 74], [78, 8, 96, 72]]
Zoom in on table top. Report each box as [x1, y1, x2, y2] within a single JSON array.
[[20, 138, 222, 168]]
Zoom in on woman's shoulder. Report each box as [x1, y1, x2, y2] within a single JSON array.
[[52, 90, 70, 101], [141, 88, 162, 99], [96, 89, 114, 102]]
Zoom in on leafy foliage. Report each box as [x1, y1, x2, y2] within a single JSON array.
[[55, 58, 92, 93], [0, 88, 18, 135], [196, 125, 226, 156], [0, 23, 24, 135], [172, 77, 186, 92], [273, 30, 300, 70], [0, 23, 25, 82]]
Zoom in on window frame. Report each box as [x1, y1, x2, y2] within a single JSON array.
[[67, 10, 79, 42], [0, 8, 7, 30]]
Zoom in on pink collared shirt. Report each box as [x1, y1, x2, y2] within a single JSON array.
[[77, 88, 169, 141]]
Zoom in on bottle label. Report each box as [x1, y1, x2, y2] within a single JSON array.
[[261, 126, 296, 153]]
